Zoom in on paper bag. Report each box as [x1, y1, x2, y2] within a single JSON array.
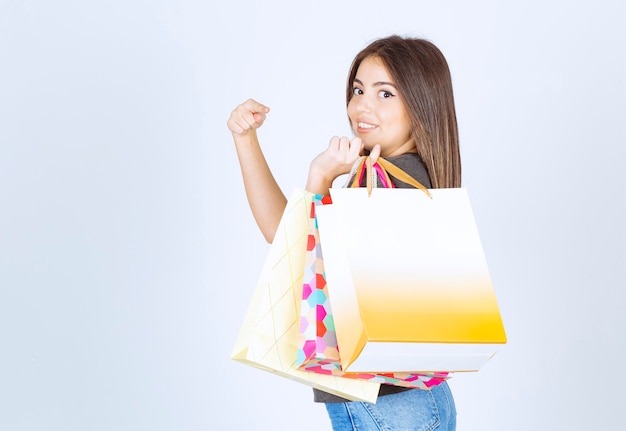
[[230, 188, 381, 403], [315, 187, 507, 373]]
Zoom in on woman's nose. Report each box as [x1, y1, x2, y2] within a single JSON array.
[[354, 95, 372, 112]]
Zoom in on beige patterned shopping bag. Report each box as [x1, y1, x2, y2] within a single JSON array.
[[231, 188, 381, 403]]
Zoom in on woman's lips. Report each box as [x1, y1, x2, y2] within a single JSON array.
[[356, 121, 377, 132]]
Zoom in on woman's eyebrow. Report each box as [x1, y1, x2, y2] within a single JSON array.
[[354, 78, 397, 88]]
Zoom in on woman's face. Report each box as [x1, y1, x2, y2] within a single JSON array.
[[347, 56, 415, 157]]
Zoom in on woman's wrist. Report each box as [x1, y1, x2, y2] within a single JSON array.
[[305, 165, 334, 195], [232, 128, 258, 148]]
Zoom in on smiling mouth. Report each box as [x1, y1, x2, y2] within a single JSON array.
[[357, 122, 376, 130]]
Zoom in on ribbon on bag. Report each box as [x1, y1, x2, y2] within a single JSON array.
[[296, 157, 449, 389], [346, 155, 432, 198]]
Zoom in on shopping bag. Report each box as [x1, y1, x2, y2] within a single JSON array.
[[315, 186, 507, 373], [230, 188, 381, 403], [296, 189, 449, 389]]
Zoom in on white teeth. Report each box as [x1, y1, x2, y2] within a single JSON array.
[[358, 122, 375, 129]]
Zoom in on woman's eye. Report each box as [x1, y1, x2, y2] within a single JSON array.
[[352, 87, 363, 96], [378, 90, 394, 98]]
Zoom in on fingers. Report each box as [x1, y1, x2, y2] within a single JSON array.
[[349, 137, 364, 159], [329, 136, 351, 152], [327, 136, 363, 154], [369, 144, 381, 164], [227, 98, 271, 135]]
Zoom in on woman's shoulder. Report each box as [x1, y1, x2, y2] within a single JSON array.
[[385, 153, 432, 189]]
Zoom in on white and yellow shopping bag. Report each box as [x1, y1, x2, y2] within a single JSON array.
[[315, 186, 507, 374]]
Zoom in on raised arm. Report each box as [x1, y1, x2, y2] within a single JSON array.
[[227, 99, 287, 243], [228, 99, 381, 241]]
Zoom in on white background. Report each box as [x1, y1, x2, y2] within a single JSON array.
[[1, 1, 625, 430]]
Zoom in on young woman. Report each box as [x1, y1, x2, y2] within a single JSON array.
[[227, 35, 461, 430]]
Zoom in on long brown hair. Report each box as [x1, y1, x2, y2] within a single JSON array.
[[346, 35, 461, 188]]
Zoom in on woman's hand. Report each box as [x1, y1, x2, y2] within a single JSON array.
[[227, 99, 270, 136], [306, 137, 380, 195]]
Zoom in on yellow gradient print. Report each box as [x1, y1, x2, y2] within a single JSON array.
[[354, 275, 506, 343]]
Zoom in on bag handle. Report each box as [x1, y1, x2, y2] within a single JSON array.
[[346, 156, 432, 198]]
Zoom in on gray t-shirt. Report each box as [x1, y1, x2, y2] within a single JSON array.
[[313, 152, 432, 404]]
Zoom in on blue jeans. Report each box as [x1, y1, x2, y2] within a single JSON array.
[[325, 382, 456, 431]]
